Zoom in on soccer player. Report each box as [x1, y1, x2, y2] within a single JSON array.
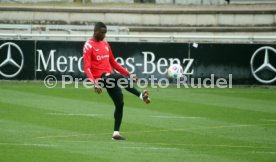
[[83, 22, 151, 141]]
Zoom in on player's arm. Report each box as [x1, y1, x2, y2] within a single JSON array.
[[83, 42, 95, 83], [83, 42, 102, 94], [108, 44, 138, 82], [108, 44, 129, 76]]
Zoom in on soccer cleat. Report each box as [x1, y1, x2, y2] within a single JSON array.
[[112, 135, 127, 141], [142, 90, 151, 104]]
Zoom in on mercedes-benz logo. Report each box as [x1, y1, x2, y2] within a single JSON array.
[[250, 46, 276, 84], [0, 42, 24, 78]]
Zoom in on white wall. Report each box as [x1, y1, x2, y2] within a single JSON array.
[[0, 0, 73, 2], [155, 0, 174, 3], [231, 0, 276, 4], [156, 0, 226, 4], [91, 0, 134, 3], [0, 0, 229, 4]]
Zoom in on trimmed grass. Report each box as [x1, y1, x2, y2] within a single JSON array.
[[0, 82, 276, 162]]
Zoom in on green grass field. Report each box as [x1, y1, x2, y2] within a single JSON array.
[[0, 82, 275, 162]]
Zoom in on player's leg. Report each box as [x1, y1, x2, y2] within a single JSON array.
[[106, 86, 126, 140], [108, 73, 140, 96], [106, 73, 151, 104]]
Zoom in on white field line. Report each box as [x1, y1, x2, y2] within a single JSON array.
[[254, 151, 276, 154], [34, 123, 276, 139], [262, 119, 276, 122], [48, 113, 102, 117], [0, 143, 57, 147], [119, 123, 276, 134], [119, 146, 180, 150], [34, 132, 111, 139], [49, 113, 200, 119], [138, 143, 276, 149], [50, 140, 275, 150], [151, 115, 201, 119]]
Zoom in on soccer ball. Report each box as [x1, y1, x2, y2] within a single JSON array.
[[167, 64, 183, 78]]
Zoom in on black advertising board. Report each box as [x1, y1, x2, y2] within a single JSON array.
[[0, 40, 275, 85], [190, 43, 276, 85], [0, 40, 35, 80], [110, 42, 189, 79], [35, 41, 85, 80]]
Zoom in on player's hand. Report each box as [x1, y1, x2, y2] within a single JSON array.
[[129, 73, 138, 83], [94, 86, 102, 94], [94, 81, 102, 94]]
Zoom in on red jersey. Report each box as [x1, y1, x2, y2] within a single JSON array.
[[83, 38, 129, 82]]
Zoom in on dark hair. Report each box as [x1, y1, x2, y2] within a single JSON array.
[[94, 22, 107, 31]]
